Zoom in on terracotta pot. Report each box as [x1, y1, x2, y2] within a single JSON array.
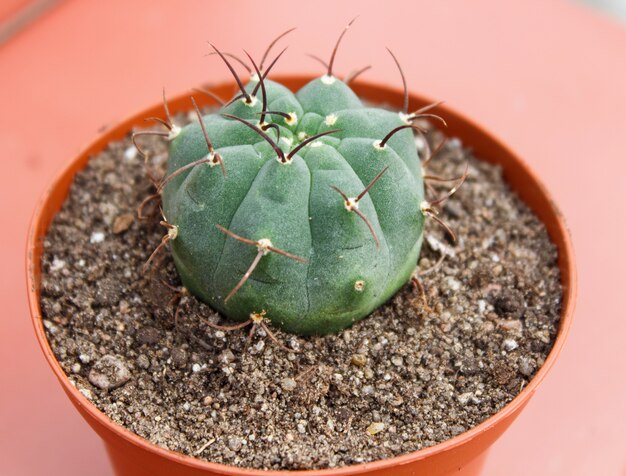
[[26, 75, 576, 476]]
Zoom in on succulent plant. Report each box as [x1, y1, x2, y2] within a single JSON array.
[[135, 21, 463, 336]]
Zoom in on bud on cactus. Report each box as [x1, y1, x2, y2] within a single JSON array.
[[138, 23, 460, 336]]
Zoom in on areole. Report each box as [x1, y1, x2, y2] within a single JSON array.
[[26, 75, 576, 476]]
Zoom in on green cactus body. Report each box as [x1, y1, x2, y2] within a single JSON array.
[[162, 76, 425, 335]]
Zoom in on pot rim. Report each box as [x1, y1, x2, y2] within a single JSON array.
[[26, 74, 576, 475]]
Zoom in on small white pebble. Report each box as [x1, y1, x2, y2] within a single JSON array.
[[124, 146, 138, 161], [458, 392, 473, 405], [78, 354, 90, 364], [391, 356, 403, 367], [482, 237, 495, 249], [518, 357, 535, 376], [227, 436, 242, 451], [446, 276, 462, 291], [192, 363, 202, 373], [50, 257, 65, 271], [79, 388, 93, 400], [414, 135, 426, 151], [478, 299, 487, 313], [536, 330, 551, 344], [426, 235, 456, 258], [297, 421, 307, 433], [503, 338, 519, 352], [183, 402, 191, 411], [214, 331, 225, 339], [448, 137, 462, 149], [90, 231, 105, 244], [367, 422, 385, 436], [152, 153, 167, 165], [218, 349, 235, 364], [71, 363, 81, 373], [281, 378, 297, 392], [288, 338, 300, 351]]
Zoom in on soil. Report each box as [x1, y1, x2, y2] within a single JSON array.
[[40, 112, 562, 471]]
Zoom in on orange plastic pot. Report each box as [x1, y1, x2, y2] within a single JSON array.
[[27, 76, 576, 476]]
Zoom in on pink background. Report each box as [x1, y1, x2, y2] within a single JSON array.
[[2, 1, 625, 474]]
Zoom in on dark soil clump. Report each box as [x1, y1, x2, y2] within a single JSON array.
[[41, 114, 562, 470]]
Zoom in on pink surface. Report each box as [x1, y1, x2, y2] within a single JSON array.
[[0, 0, 35, 23], [1, 1, 624, 475]]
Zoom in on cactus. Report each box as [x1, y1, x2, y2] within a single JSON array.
[[135, 21, 464, 336]]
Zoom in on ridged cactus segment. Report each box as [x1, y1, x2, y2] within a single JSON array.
[[165, 144, 266, 300], [213, 156, 313, 319], [161, 75, 425, 335], [296, 77, 363, 116]]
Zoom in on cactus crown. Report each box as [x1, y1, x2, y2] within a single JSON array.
[[136, 20, 464, 336]]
